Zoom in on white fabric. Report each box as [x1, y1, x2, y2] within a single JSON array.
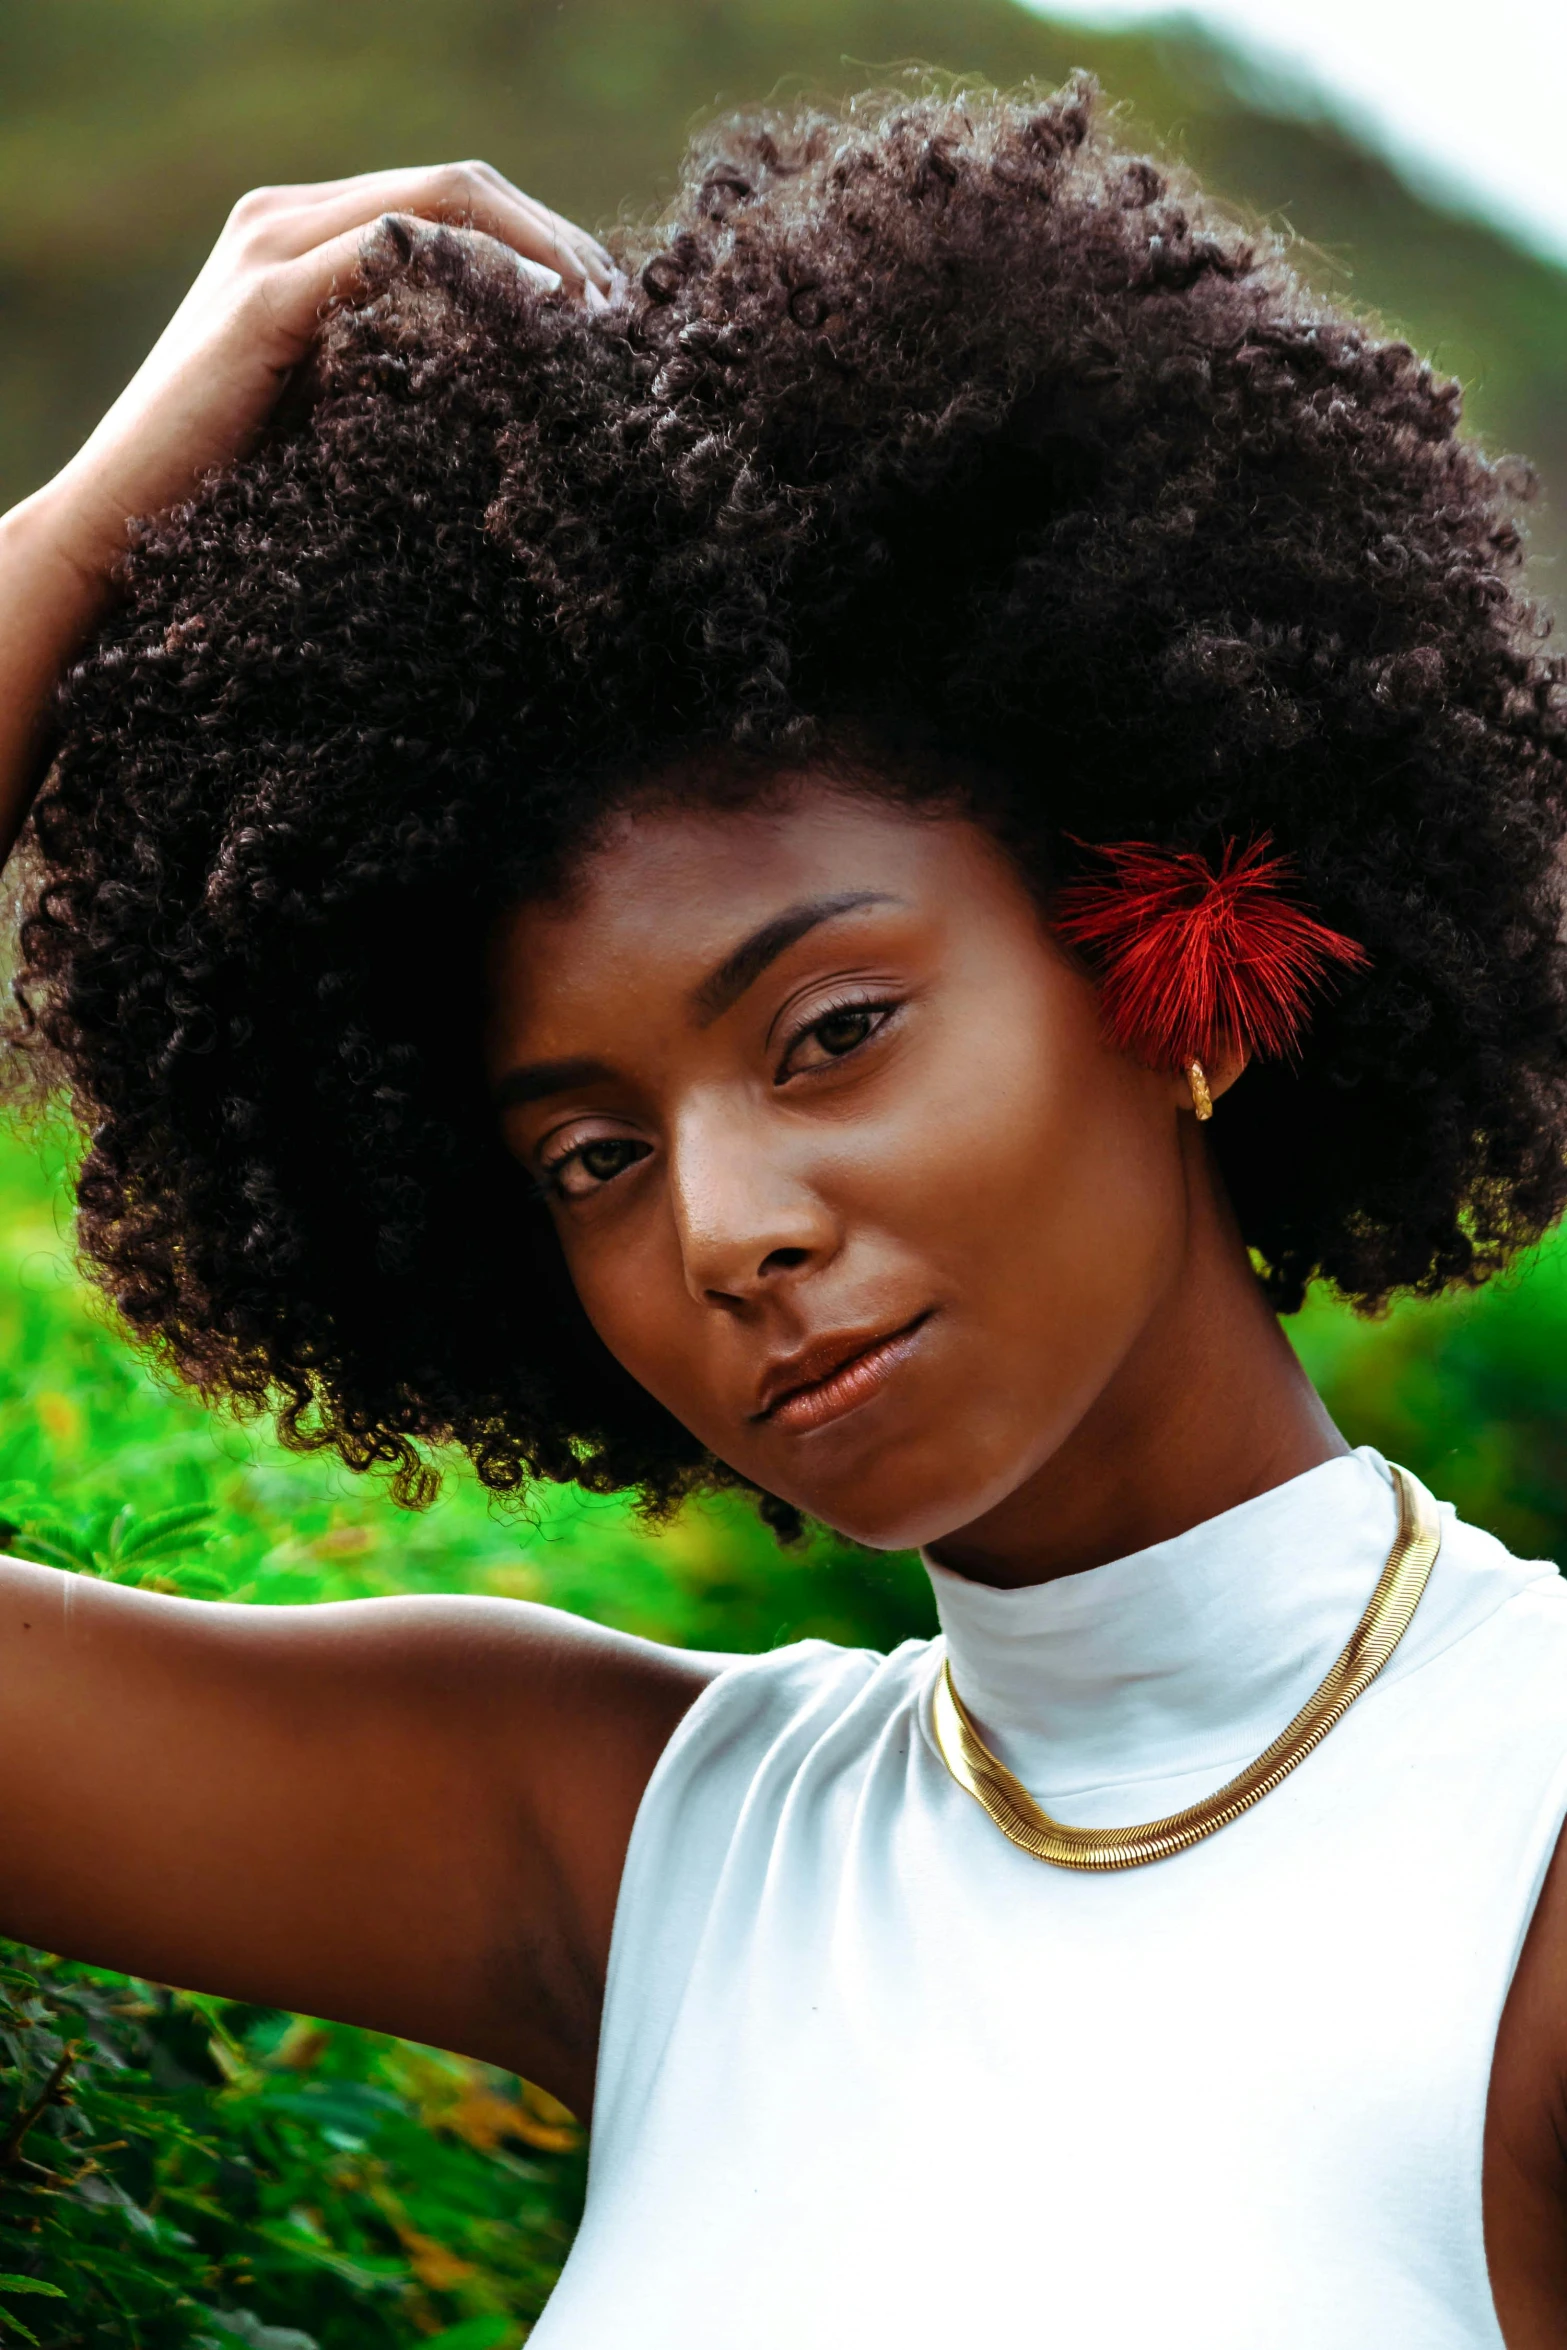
[[531, 1448, 1567, 2347]]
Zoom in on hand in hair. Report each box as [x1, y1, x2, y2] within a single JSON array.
[[0, 161, 611, 862]]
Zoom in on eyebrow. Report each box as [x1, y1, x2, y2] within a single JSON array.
[[491, 889, 903, 1113], [491, 1055, 616, 1113], [691, 890, 901, 1025]]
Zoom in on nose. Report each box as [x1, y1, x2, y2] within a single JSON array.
[[668, 1098, 840, 1308]]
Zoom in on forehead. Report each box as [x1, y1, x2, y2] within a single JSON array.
[[489, 782, 1017, 1013]]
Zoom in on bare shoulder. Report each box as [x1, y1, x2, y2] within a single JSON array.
[[1486, 1816, 1567, 2343]]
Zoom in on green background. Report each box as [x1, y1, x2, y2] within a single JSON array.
[[2, 3, 1565, 2342]]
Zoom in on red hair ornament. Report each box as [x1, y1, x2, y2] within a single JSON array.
[[1053, 836, 1368, 1115]]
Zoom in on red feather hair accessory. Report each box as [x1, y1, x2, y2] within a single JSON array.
[[1052, 835, 1369, 1069]]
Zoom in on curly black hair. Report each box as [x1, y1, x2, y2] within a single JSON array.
[[14, 78, 1567, 1518]]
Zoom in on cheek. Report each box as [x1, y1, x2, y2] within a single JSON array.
[[880, 973, 1178, 1289], [556, 1207, 731, 1441], [559, 1221, 684, 1382], [867, 983, 1187, 1437], [799, 1031, 1186, 1546]]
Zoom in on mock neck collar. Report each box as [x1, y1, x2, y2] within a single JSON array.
[[925, 1447, 1400, 1826]]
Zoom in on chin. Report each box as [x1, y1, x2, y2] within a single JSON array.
[[787, 1408, 1062, 1553], [795, 1460, 1012, 1556]]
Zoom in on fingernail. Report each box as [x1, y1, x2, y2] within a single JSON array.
[[370, 212, 415, 264], [517, 257, 564, 293]]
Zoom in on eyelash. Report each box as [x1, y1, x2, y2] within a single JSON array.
[[535, 993, 900, 1201], [533, 1140, 638, 1204], [534, 1133, 650, 1206], [774, 992, 899, 1082]]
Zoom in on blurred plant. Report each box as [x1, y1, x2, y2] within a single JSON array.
[[0, 1944, 582, 2350], [0, 1496, 222, 1593], [1293, 1239, 1567, 1568]]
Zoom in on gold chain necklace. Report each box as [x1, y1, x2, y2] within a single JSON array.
[[930, 1461, 1441, 1872]]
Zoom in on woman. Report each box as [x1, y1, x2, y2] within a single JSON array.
[[1, 79, 1566, 2345]]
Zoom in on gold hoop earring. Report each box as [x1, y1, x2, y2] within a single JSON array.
[[1186, 1059, 1214, 1121]]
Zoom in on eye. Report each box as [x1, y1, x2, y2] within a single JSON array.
[[543, 1135, 651, 1201], [814, 1008, 878, 1057], [778, 999, 896, 1081]]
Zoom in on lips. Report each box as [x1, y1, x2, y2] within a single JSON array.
[[754, 1312, 933, 1433]]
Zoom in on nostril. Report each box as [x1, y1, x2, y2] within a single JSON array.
[[761, 1246, 810, 1275]]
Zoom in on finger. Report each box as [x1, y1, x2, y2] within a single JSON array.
[[252, 215, 563, 359], [371, 213, 568, 296], [479, 172, 617, 287], [263, 159, 611, 273], [262, 176, 591, 289], [378, 161, 613, 290], [247, 164, 612, 291], [445, 158, 613, 277]]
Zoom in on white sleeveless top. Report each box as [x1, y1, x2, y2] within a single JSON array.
[[531, 1449, 1567, 2347]]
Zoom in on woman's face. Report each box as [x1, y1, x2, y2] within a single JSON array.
[[485, 783, 1200, 1552]]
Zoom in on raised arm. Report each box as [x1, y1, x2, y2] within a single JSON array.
[[0, 169, 694, 2121], [0, 161, 613, 862], [0, 1557, 710, 2118]]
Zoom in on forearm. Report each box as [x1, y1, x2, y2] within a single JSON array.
[[0, 484, 120, 866]]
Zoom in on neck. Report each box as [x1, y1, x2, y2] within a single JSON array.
[[928, 1124, 1347, 1590]]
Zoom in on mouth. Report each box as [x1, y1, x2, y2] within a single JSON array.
[[754, 1312, 934, 1434]]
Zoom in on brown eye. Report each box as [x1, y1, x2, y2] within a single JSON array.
[[547, 1135, 651, 1200], [580, 1139, 640, 1181], [778, 999, 897, 1082], [814, 1008, 877, 1057]]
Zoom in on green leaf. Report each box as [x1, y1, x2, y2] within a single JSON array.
[[11, 1521, 94, 1573], [0, 2311, 39, 2344], [162, 1564, 228, 1598], [0, 2282, 66, 2299], [101, 1501, 138, 1562], [419, 2318, 519, 2350], [115, 1503, 215, 1563]]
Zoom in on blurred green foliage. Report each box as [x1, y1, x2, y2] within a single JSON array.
[[3, 0, 1566, 2336], [1, 1949, 584, 2350], [1292, 1248, 1567, 1569]]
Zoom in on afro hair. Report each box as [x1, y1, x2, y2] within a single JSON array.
[[14, 77, 1567, 1519]]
